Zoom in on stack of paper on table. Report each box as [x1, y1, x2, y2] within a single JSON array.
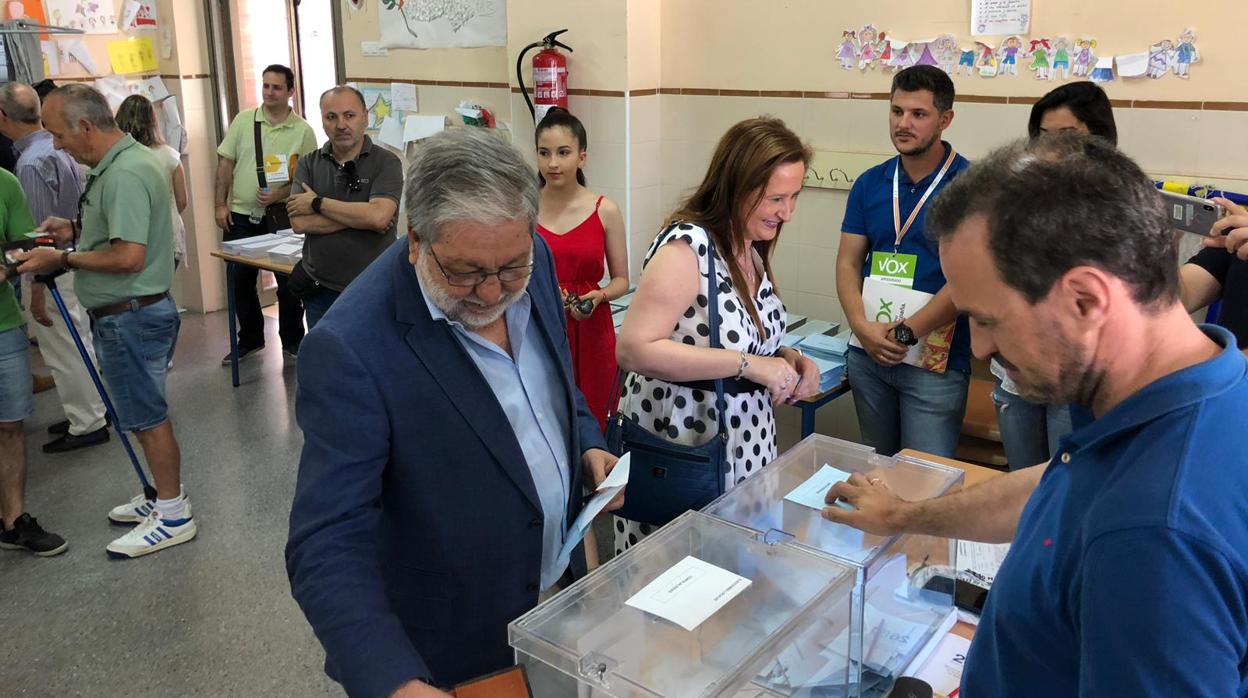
[[795, 330, 853, 391], [267, 241, 304, 266], [221, 233, 293, 258]]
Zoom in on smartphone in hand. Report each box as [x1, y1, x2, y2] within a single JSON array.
[[1160, 190, 1225, 236]]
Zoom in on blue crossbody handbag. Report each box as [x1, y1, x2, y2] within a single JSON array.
[[606, 226, 730, 527]]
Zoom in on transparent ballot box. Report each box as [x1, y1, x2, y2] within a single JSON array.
[[509, 511, 858, 697], [703, 435, 965, 697]]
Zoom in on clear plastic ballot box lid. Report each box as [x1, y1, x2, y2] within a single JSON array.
[[509, 511, 857, 698]]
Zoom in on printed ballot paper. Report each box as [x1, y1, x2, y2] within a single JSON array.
[[556, 453, 631, 567], [625, 555, 752, 631], [785, 464, 854, 511]]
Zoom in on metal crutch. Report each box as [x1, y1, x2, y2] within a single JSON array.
[[36, 270, 157, 501]]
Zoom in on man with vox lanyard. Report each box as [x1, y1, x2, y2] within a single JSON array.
[[214, 64, 316, 363], [15, 84, 194, 558], [835, 65, 972, 457]]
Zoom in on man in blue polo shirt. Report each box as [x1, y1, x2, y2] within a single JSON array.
[[836, 65, 971, 457], [824, 134, 1248, 696]]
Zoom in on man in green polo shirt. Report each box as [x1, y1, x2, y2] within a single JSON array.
[[16, 84, 194, 559], [0, 168, 67, 557], [214, 64, 317, 363]]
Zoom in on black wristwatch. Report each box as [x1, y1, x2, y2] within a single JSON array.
[[893, 321, 919, 346], [311, 196, 324, 214]]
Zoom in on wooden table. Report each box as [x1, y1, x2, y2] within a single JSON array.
[[210, 251, 295, 387], [899, 448, 1004, 643]]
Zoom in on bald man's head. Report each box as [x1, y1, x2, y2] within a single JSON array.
[[0, 82, 41, 125]]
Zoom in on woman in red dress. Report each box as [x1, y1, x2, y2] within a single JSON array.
[[535, 109, 629, 430]]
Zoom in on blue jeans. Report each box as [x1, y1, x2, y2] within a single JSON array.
[[0, 326, 32, 423], [847, 348, 970, 458], [92, 297, 180, 432], [303, 287, 341, 331], [991, 380, 1074, 470]]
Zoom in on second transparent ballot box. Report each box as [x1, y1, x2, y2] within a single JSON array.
[[703, 435, 966, 697], [508, 511, 859, 697]]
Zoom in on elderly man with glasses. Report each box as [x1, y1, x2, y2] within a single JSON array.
[[286, 85, 403, 328], [285, 128, 620, 698]]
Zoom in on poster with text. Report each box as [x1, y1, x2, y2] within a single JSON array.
[[46, 0, 118, 34], [970, 0, 1030, 37], [378, 0, 507, 49]]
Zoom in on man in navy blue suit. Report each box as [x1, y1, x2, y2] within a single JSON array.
[[286, 128, 619, 698]]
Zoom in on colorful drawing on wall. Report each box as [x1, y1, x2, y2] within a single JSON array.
[[358, 84, 392, 131], [1090, 56, 1115, 83], [933, 34, 959, 74], [1071, 38, 1096, 77], [1147, 39, 1173, 79], [8, 1, 48, 37], [957, 44, 977, 76], [378, 0, 507, 49], [976, 41, 998, 77], [1173, 29, 1199, 79], [837, 30, 857, 70], [998, 35, 1023, 76], [1049, 37, 1071, 80], [858, 24, 881, 71], [1027, 38, 1051, 80], [889, 41, 915, 72], [45, 0, 117, 34]]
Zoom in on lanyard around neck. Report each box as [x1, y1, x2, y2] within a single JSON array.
[[892, 146, 957, 252]]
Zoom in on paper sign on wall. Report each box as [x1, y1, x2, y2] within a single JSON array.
[[970, 0, 1031, 37], [46, 0, 117, 34], [107, 37, 158, 75]]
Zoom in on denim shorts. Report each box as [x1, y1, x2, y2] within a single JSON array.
[[0, 326, 33, 423], [92, 296, 180, 432]]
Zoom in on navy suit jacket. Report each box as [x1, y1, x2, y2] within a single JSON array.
[[286, 236, 607, 697]]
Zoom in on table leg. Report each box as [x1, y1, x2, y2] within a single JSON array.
[[227, 261, 239, 388], [801, 403, 816, 439]]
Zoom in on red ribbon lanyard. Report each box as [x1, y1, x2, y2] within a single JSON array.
[[892, 147, 958, 252]]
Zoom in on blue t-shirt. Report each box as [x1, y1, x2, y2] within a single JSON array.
[[964, 324, 1248, 697], [841, 142, 972, 371]]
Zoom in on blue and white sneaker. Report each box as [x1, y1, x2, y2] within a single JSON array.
[[106, 509, 197, 559], [107, 488, 191, 525]]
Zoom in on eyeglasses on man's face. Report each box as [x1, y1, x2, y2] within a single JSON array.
[[428, 246, 534, 288]]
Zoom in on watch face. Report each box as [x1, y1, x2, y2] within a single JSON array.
[[895, 324, 917, 346]]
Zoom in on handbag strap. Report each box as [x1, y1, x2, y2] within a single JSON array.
[[609, 224, 729, 451], [253, 111, 267, 190]]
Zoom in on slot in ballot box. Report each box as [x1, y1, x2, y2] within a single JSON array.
[[509, 511, 859, 697], [703, 435, 965, 697]]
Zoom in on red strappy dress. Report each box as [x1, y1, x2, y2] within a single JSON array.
[[537, 196, 617, 430]]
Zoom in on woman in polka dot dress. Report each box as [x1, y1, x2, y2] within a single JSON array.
[[612, 117, 821, 553]]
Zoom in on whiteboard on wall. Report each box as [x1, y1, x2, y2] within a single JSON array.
[[378, 0, 506, 49]]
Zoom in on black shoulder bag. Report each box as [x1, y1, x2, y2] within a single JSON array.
[[254, 113, 292, 233], [605, 227, 730, 527]]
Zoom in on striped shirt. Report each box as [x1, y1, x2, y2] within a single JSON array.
[[14, 129, 84, 225]]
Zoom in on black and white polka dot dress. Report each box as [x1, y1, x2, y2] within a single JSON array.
[[613, 222, 787, 554]]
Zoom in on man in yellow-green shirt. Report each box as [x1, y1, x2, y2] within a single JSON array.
[[214, 64, 317, 362]]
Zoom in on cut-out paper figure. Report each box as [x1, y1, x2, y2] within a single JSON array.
[[1173, 29, 1199, 79], [933, 34, 959, 74], [1090, 56, 1114, 83], [890, 41, 916, 72], [1072, 38, 1096, 77], [1028, 38, 1051, 80], [1050, 37, 1072, 80], [913, 40, 940, 68], [877, 32, 892, 65], [958, 45, 977, 76], [977, 41, 998, 78], [1147, 39, 1172, 79], [999, 35, 1023, 76], [858, 24, 880, 70], [838, 30, 858, 70]]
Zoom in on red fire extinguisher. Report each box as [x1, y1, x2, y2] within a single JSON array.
[[517, 29, 574, 122]]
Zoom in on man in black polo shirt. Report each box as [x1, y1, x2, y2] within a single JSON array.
[[1182, 196, 1248, 350], [286, 85, 403, 328]]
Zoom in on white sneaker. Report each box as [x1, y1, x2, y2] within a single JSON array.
[[106, 510, 197, 559], [107, 488, 190, 525]]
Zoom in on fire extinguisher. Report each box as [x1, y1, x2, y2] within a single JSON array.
[[516, 29, 573, 123]]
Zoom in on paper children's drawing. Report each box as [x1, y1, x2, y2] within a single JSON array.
[[878, 33, 892, 65], [1115, 53, 1150, 79], [1049, 37, 1072, 80], [932, 35, 959, 74], [912, 40, 940, 68], [1147, 39, 1173, 79], [1071, 38, 1096, 78], [1090, 57, 1115, 84], [999, 36, 1023, 76], [858, 24, 881, 70], [1173, 29, 1199, 79], [957, 45, 977, 76], [837, 30, 858, 70], [976, 41, 998, 78], [46, 0, 117, 34], [889, 40, 914, 72], [1028, 38, 1051, 80]]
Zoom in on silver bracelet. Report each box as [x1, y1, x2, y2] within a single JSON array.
[[735, 351, 750, 380]]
